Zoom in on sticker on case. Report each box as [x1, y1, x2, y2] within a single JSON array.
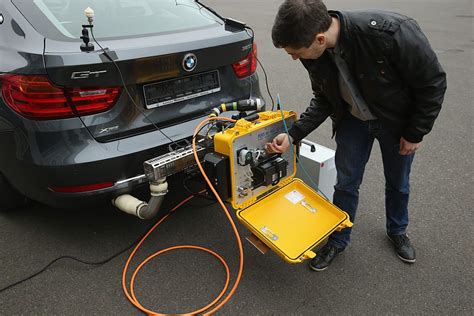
[[285, 190, 304, 204]]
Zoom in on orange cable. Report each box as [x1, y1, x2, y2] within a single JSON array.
[[122, 116, 242, 315]]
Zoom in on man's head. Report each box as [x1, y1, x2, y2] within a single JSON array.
[[272, 0, 332, 60]]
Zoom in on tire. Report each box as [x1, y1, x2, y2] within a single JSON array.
[[0, 173, 28, 211]]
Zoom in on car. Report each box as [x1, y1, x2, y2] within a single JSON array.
[[0, 0, 263, 210]]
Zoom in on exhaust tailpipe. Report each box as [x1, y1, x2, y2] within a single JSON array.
[[113, 178, 168, 219]]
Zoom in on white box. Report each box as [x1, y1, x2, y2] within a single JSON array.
[[295, 139, 336, 202]]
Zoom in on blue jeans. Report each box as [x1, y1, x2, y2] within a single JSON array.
[[327, 114, 415, 249]]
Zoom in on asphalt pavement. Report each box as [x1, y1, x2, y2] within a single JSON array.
[[1, 0, 473, 314]]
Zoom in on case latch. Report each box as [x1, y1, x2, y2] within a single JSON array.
[[300, 250, 316, 262], [336, 218, 353, 231]]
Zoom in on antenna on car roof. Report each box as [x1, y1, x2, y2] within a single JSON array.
[[194, 0, 247, 29], [80, 7, 95, 52]]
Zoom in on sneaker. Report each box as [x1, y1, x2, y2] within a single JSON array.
[[309, 244, 344, 272], [387, 233, 416, 263]]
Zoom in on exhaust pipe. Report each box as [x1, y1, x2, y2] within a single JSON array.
[[113, 178, 168, 219]]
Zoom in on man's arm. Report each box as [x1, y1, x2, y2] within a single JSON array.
[[288, 74, 333, 143], [391, 19, 447, 143], [267, 73, 332, 154]]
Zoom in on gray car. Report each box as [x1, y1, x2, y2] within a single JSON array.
[[0, 0, 262, 210]]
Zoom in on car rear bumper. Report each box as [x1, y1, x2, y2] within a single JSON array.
[[0, 115, 208, 209]]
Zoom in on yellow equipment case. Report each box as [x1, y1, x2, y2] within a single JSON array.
[[213, 111, 352, 264]]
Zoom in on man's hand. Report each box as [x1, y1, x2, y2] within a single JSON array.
[[399, 137, 421, 155], [266, 133, 291, 154]]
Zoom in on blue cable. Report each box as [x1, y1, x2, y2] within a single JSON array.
[[276, 94, 330, 201]]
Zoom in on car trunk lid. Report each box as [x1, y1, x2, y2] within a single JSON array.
[[43, 26, 253, 142]]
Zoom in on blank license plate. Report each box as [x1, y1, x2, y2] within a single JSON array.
[[143, 70, 221, 109]]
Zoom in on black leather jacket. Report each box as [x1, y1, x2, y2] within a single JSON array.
[[288, 10, 447, 143]]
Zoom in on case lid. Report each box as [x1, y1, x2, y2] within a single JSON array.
[[237, 178, 352, 263]]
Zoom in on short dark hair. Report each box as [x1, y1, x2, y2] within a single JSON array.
[[272, 0, 332, 48]]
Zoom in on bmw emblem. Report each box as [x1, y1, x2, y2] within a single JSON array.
[[182, 53, 197, 72]]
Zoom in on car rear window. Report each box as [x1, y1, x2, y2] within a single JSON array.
[[12, 0, 220, 40]]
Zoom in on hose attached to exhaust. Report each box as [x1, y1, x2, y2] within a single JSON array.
[[113, 179, 168, 220]]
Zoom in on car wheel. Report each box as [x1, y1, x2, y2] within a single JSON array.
[[0, 173, 28, 211]]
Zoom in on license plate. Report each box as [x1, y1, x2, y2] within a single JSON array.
[[143, 70, 221, 109]]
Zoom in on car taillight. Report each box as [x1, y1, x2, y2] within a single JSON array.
[[0, 74, 120, 120], [232, 42, 257, 79]]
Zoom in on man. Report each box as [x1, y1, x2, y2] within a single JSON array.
[[267, 0, 446, 271]]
